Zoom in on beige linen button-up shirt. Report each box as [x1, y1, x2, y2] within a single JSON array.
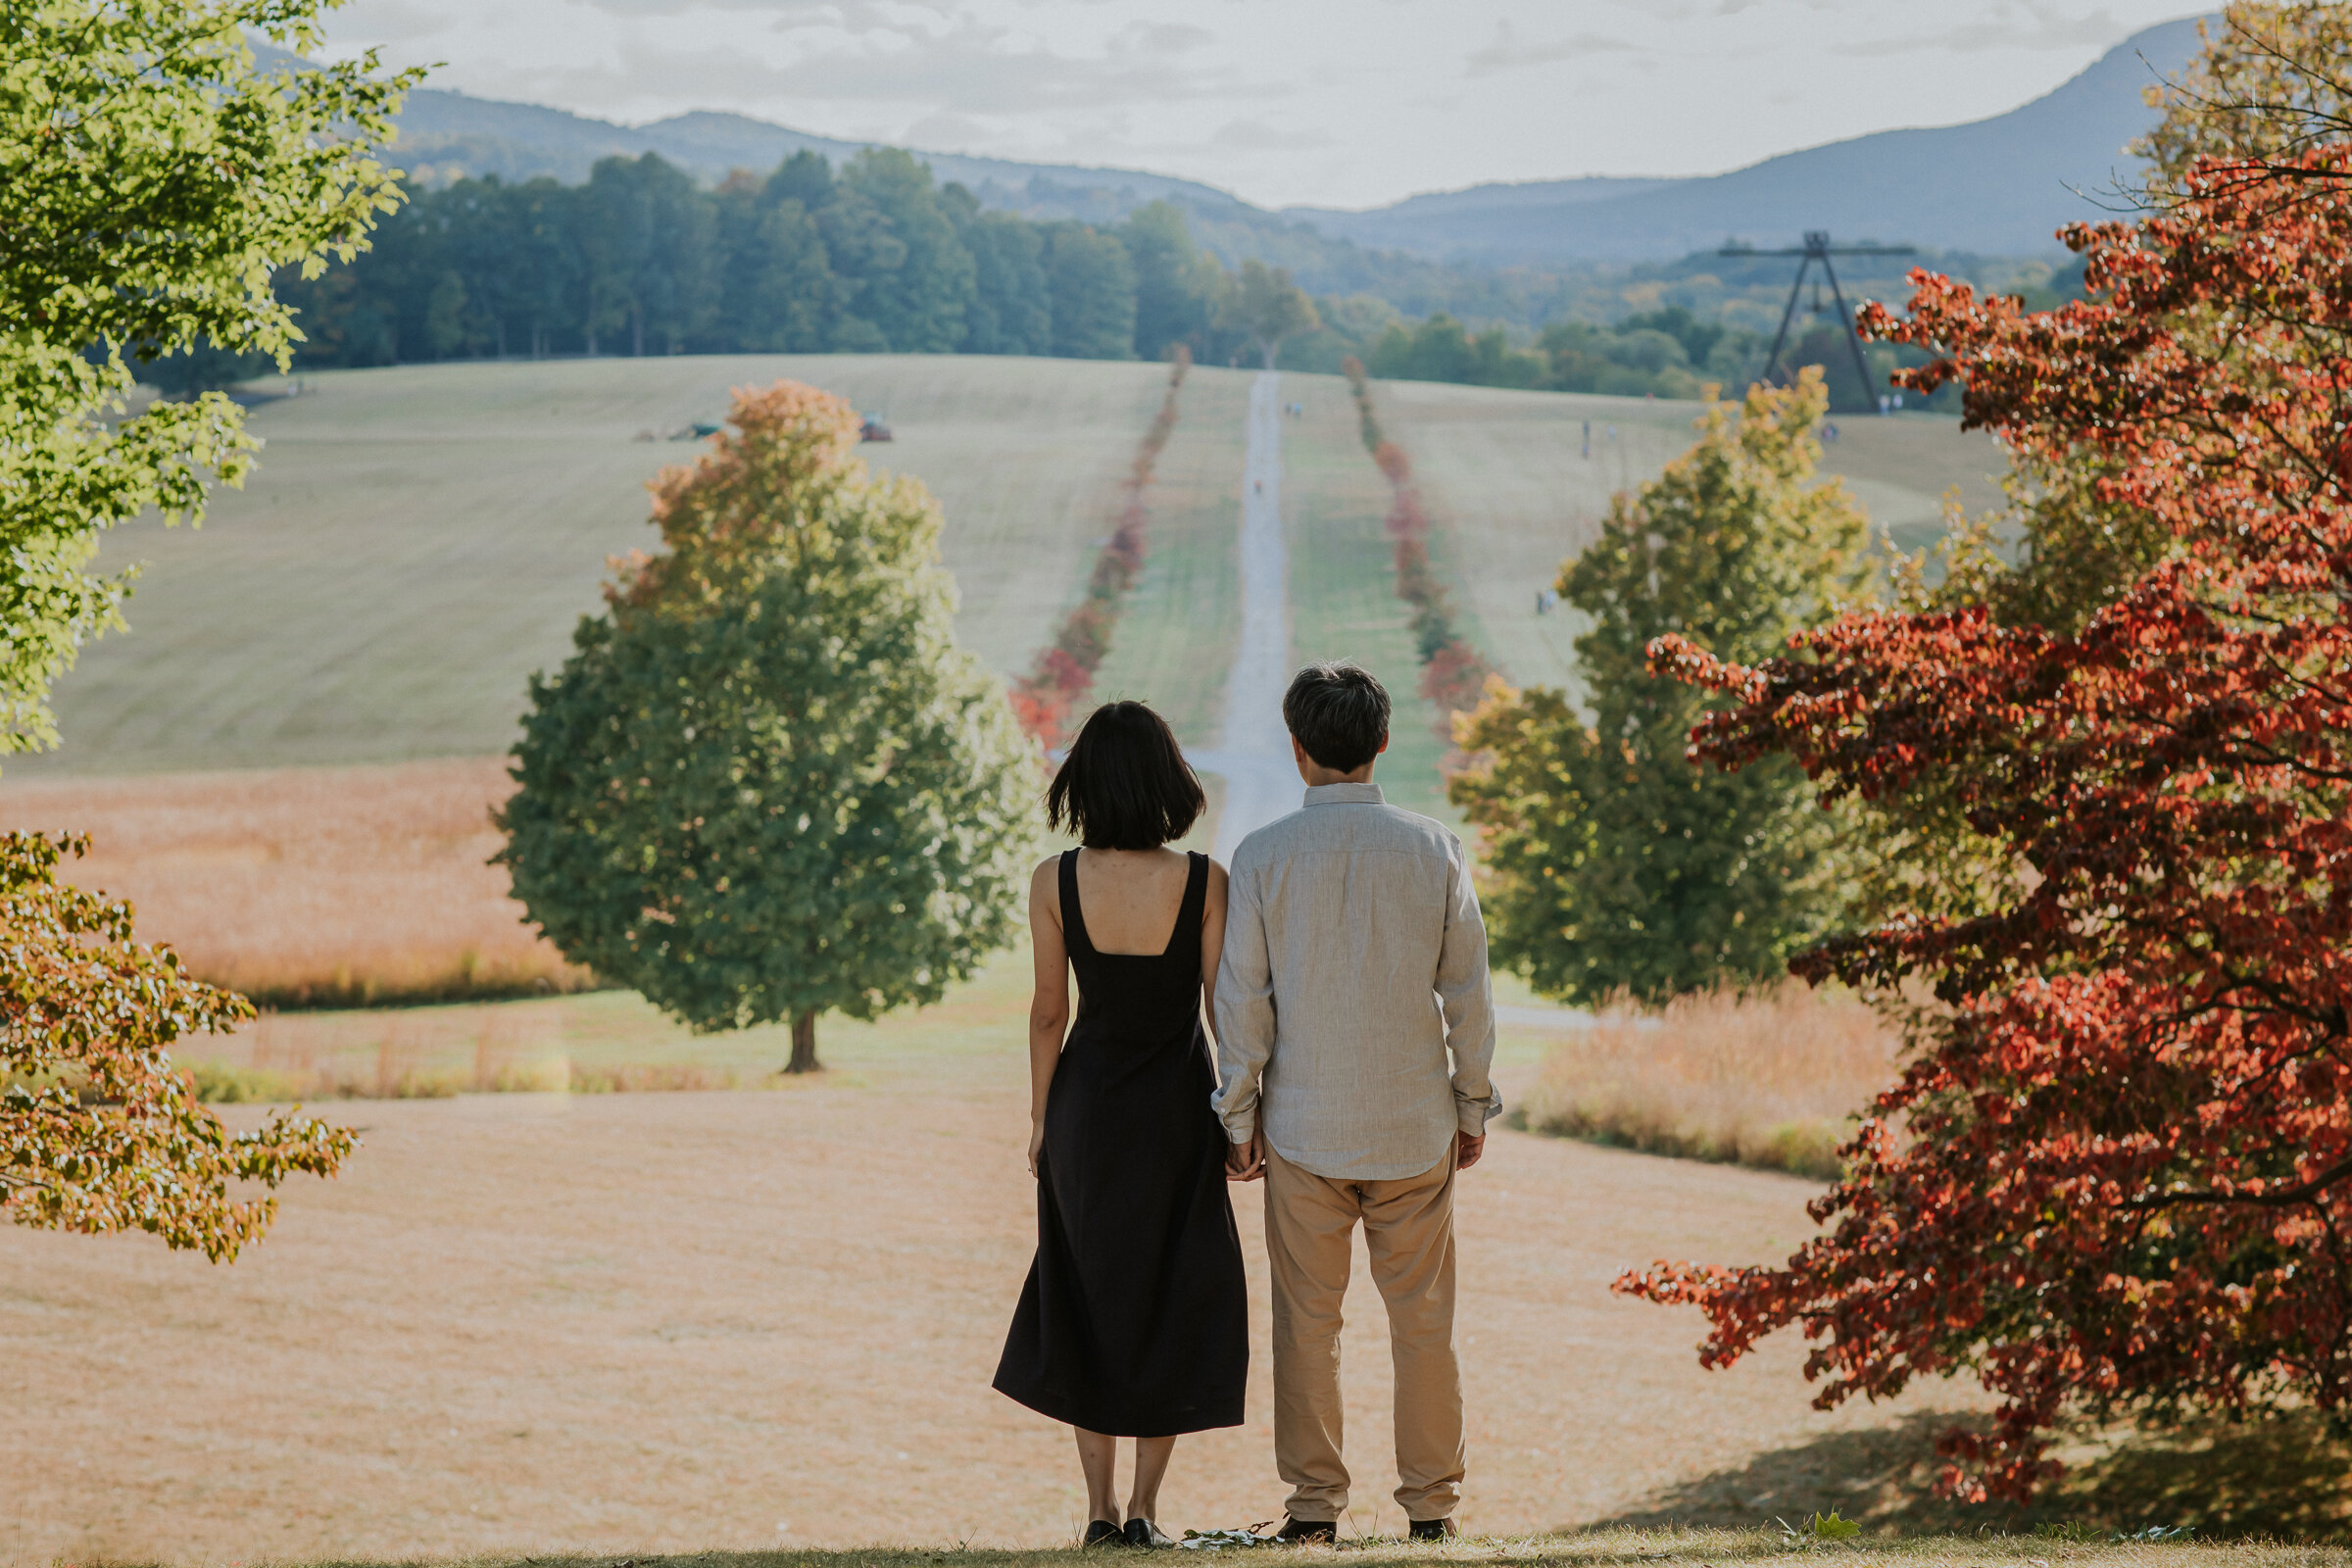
[[1212, 782, 1501, 1181]]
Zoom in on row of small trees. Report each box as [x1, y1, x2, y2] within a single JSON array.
[[1450, 1, 2352, 1501]]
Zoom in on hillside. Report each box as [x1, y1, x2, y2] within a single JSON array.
[[28, 360, 1997, 786], [1286, 16, 2211, 261], [363, 17, 2210, 267], [394, 87, 1250, 222], [25, 357, 1200, 774]]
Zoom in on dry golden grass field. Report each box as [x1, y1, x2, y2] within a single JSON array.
[[1517, 987, 1905, 1180], [11, 962, 2344, 1564], [6, 361, 2346, 1559], [1, 958, 1971, 1564], [0, 757, 568, 1007]]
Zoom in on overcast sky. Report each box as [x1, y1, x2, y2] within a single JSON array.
[[319, 0, 2209, 211]]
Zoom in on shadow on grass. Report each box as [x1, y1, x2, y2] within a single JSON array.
[[1590, 1408, 2352, 1542]]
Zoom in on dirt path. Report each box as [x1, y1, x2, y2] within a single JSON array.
[[1194, 370, 1298, 860], [1, 1030, 1972, 1565]]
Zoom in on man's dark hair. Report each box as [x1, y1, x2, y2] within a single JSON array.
[[1047, 701, 1206, 850], [1283, 661, 1391, 773]]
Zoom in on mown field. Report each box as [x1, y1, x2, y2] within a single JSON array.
[[1370, 380, 2007, 707], [22, 355, 1187, 776], [13, 961, 2343, 1561], [1, 356, 2006, 998], [10, 360, 2340, 1559]]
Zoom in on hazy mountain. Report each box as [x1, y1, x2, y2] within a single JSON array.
[[1284, 16, 2211, 262], [392, 89, 1251, 221], [370, 14, 2208, 266]]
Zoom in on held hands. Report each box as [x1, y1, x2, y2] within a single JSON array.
[[1225, 1132, 1265, 1183]]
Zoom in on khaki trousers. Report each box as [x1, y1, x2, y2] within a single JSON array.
[[1263, 1144, 1464, 1522]]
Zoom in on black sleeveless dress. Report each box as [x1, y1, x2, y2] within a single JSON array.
[[993, 850, 1250, 1437]]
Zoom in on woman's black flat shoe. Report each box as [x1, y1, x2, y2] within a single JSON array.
[[1125, 1519, 1175, 1548], [1085, 1520, 1128, 1546]]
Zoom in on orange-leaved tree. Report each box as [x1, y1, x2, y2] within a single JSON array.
[[1620, 146, 2352, 1499], [2, 835, 354, 1260]]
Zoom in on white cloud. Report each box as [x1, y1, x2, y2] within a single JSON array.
[[1464, 21, 1640, 77]]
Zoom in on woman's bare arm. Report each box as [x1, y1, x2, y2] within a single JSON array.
[[1200, 858, 1259, 1181], [1199, 858, 1228, 1044], [1026, 857, 1071, 1177]]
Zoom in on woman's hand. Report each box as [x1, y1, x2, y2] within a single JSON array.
[[1224, 1133, 1265, 1183], [1028, 1120, 1047, 1178]]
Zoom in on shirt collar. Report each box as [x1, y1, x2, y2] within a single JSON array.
[[1303, 782, 1385, 808]]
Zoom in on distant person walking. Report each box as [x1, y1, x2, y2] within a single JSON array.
[[995, 702, 1250, 1548], [1214, 662, 1499, 1542]]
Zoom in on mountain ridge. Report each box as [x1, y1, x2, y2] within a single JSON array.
[[376, 15, 2211, 265]]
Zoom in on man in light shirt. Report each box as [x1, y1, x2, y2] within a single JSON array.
[[1213, 660, 1500, 1543]]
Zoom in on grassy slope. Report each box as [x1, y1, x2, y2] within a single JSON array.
[[1084, 365, 1251, 752], [1375, 380, 2007, 705], [28, 356, 1171, 776], [1277, 369, 1462, 822]]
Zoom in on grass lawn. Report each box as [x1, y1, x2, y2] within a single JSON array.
[[26, 355, 1174, 776], [1372, 381, 2007, 705], [1277, 369, 1463, 823], [1085, 366, 1252, 751]]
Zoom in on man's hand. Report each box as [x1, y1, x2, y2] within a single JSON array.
[[1226, 1133, 1265, 1183], [1455, 1130, 1487, 1173]]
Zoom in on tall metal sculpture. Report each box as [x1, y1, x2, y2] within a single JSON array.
[[1723, 232, 1915, 412]]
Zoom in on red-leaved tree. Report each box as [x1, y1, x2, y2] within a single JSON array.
[[1620, 148, 2352, 1499]]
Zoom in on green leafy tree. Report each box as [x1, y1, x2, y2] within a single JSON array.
[[498, 382, 1037, 1071], [829, 148, 975, 353], [0, 1, 397, 1254], [138, 336, 275, 397], [714, 169, 837, 353], [1119, 200, 1222, 361], [1450, 372, 1868, 1004], [0, 0, 414, 756], [1044, 222, 1138, 360], [1217, 258, 1319, 368], [954, 196, 1054, 356], [580, 153, 714, 355]]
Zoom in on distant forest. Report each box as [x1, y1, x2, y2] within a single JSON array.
[[168, 147, 2066, 412]]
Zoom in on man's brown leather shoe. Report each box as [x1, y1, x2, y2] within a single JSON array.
[[1276, 1518, 1337, 1544], [1408, 1518, 1457, 1542]]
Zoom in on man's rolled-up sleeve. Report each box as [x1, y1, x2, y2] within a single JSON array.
[[1211, 862, 1276, 1145], [1437, 836, 1501, 1135]]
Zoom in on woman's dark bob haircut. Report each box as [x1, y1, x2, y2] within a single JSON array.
[[1047, 701, 1205, 851]]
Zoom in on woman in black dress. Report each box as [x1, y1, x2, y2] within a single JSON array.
[[995, 702, 1250, 1547]]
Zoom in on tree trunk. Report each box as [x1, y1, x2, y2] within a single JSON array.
[[786, 1008, 820, 1074], [631, 303, 644, 358], [1259, 336, 1278, 369]]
